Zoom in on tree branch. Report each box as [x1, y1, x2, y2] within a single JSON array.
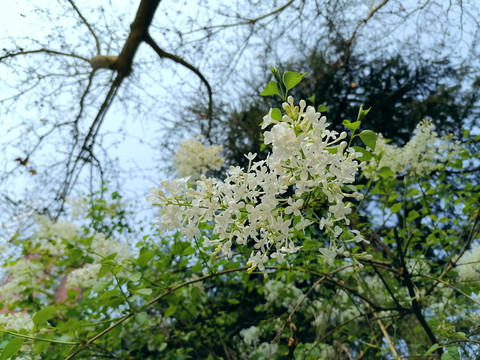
[[348, 0, 390, 44], [184, 0, 295, 34], [66, 0, 101, 55], [111, 0, 162, 76], [364, 301, 401, 360], [56, 73, 124, 216], [144, 33, 213, 138], [0, 49, 89, 63]]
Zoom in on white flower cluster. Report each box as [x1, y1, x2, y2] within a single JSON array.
[[174, 136, 224, 181], [65, 234, 132, 289], [264, 279, 305, 312], [363, 120, 459, 179], [32, 216, 80, 256], [240, 326, 260, 346], [0, 258, 44, 304], [238, 325, 279, 360], [427, 283, 462, 317], [406, 255, 431, 276], [89, 233, 132, 264], [66, 263, 102, 289], [0, 312, 34, 332], [357, 274, 409, 307], [148, 97, 367, 273], [457, 243, 480, 281], [311, 290, 362, 331], [66, 197, 89, 220], [250, 342, 278, 359]]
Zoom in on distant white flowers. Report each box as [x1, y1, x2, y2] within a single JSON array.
[[148, 97, 369, 274], [0, 312, 34, 332], [240, 326, 260, 346], [174, 136, 224, 181], [66, 263, 102, 289], [457, 243, 480, 281], [0, 216, 134, 306], [0, 258, 43, 304], [65, 233, 133, 289], [363, 120, 459, 179]]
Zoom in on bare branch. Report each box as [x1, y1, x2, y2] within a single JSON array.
[[364, 301, 401, 360], [0, 49, 89, 63], [56, 73, 124, 217], [66, 0, 101, 55], [348, 0, 391, 44], [184, 0, 295, 34], [144, 33, 213, 138]]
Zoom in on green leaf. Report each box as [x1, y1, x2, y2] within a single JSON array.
[[441, 346, 460, 360], [451, 158, 463, 169], [100, 253, 118, 263], [91, 280, 112, 293], [136, 288, 153, 296], [425, 343, 440, 355], [270, 107, 282, 121], [128, 272, 142, 282], [164, 305, 177, 317], [307, 94, 315, 104], [356, 105, 371, 122], [317, 104, 329, 112], [181, 246, 196, 256], [98, 264, 112, 278], [134, 311, 149, 326], [190, 262, 203, 273], [407, 210, 420, 222], [359, 130, 377, 149], [377, 166, 396, 178], [407, 188, 420, 196], [342, 119, 361, 131], [282, 71, 307, 92], [172, 241, 189, 255], [302, 239, 321, 251], [98, 288, 120, 301], [0, 337, 24, 360], [66, 248, 84, 263], [390, 203, 403, 213], [137, 247, 155, 267], [388, 192, 400, 202], [352, 146, 372, 161], [260, 81, 279, 97], [33, 306, 57, 327]]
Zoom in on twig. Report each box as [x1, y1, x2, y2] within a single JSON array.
[[348, 0, 390, 44], [0, 49, 89, 63], [66, 0, 101, 55], [184, 0, 294, 34], [363, 302, 400, 360], [143, 33, 213, 138]]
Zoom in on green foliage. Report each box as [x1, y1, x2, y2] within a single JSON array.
[[0, 338, 24, 360], [1, 73, 479, 360], [260, 66, 307, 101]]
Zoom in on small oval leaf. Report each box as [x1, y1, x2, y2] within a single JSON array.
[[283, 72, 307, 92], [260, 81, 279, 96], [359, 130, 377, 149]]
